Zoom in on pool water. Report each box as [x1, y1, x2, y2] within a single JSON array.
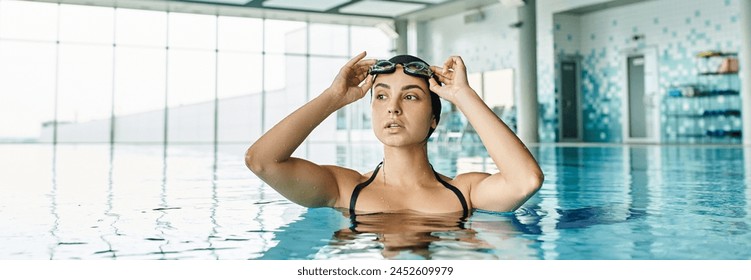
[[1, 143, 749, 259]]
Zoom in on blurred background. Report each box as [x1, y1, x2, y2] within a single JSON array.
[[2, 0, 745, 146], [2, 0, 751, 260]]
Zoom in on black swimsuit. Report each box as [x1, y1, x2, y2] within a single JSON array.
[[348, 162, 469, 218]]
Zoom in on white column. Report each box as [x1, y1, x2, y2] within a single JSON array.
[[395, 19, 409, 55], [517, 0, 540, 143], [741, 0, 751, 144], [745, 149, 751, 224]]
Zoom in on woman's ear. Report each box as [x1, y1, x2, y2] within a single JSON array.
[[431, 117, 437, 129]]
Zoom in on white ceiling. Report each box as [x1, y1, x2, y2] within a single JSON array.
[[186, 0, 459, 18], [25, 0, 500, 26], [262, 0, 351, 12], [338, 1, 427, 17], [193, 0, 253, 5]]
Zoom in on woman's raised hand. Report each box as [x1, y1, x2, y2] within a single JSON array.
[[429, 55, 475, 104], [325, 51, 376, 108]]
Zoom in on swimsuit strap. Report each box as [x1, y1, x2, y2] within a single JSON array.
[[431, 166, 470, 219], [349, 162, 383, 217], [349, 162, 470, 219]]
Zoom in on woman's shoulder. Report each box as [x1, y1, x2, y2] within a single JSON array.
[[321, 165, 373, 187], [452, 172, 492, 190], [322, 165, 376, 209]]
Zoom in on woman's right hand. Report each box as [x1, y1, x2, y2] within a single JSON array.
[[325, 51, 375, 108]]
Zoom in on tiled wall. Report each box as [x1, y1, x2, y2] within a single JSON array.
[[417, 0, 742, 143], [547, 0, 742, 142]]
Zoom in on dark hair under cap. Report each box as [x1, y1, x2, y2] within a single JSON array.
[[374, 54, 442, 139]]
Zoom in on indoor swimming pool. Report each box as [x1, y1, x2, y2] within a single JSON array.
[[1, 143, 749, 259]]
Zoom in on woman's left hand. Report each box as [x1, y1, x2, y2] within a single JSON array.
[[429, 56, 476, 105]]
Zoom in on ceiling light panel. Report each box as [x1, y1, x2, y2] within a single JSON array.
[[339, 0, 426, 17], [263, 0, 352, 12], [192, 0, 253, 5], [402, 0, 449, 4]]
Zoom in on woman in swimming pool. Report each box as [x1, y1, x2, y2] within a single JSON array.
[[245, 51, 543, 217]]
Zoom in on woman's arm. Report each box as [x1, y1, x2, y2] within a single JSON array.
[[429, 56, 543, 212], [245, 52, 374, 207]]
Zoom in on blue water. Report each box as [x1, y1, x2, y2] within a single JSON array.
[[1, 143, 749, 259]]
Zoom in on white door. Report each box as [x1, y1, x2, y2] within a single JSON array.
[[623, 48, 660, 143]]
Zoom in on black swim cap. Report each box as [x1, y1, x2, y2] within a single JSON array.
[[375, 54, 442, 139]]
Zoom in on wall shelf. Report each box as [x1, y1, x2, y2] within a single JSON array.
[[662, 51, 742, 144], [698, 71, 739, 76]]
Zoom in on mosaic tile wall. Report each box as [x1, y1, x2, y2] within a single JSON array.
[[418, 0, 743, 143], [551, 0, 742, 143]]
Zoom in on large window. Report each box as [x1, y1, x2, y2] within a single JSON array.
[[218, 16, 263, 53], [216, 16, 264, 143], [0, 1, 58, 142], [112, 8, 168, 143], [0, 41, 56, 142], [165, 13, 217, 143], [116, 8, 167, 47], [167, 49, 216, 143], [309, 23, 348, 56], [0, 0, 58, 41], [168, 12, 216, 50], [350, 25, 393, 58], [58, 4, 113, 44], [0, 0, 392, 143], [264, 20, 306, 55], [113, 47, 167, 143], [56, 44, 113, 143]]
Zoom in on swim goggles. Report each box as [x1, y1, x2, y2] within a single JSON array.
[[368, 60, 434, 79]]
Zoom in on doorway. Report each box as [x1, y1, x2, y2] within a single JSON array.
[[628, 55, 647, 138], [559, 58, 582, 142], [623, 48, 660, 143]]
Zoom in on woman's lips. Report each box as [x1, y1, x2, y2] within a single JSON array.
[[384, 121, 403, 128]]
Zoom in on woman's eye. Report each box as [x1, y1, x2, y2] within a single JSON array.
[[375, 94, 387, 100], [405, 95, 417, 100]]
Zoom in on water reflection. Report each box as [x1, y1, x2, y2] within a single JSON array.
[[259, 208, 543, 260], [154, 143, 171, 259], [746, 148, 751, 232], [98, 143, 118, 259], [48, 144, 59, 260], [207, 144, 219, 259], [257, 143, 751, 259], [4, 143, 751, 259], [339, 211, 481, 259]]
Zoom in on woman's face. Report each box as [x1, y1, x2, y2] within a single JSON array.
[[371, 65, 436, 147]]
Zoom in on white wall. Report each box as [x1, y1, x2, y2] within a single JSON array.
[[417, 4, 519, 73]]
